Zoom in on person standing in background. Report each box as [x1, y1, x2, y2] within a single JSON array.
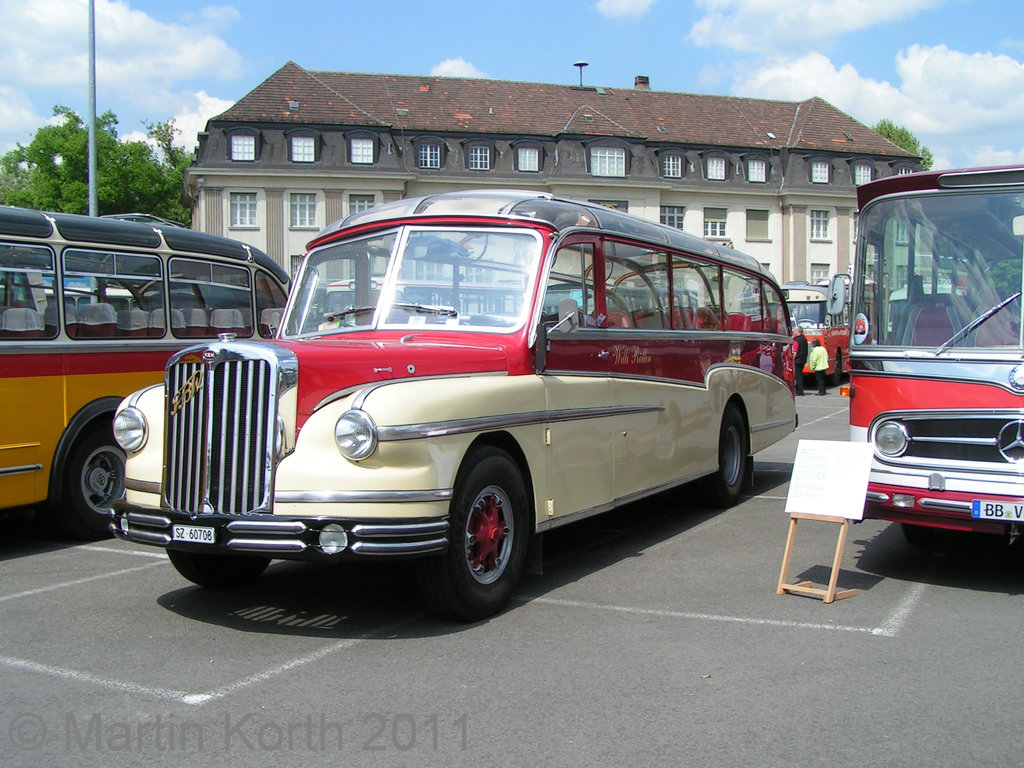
[[792, 326, 808, 396], [808, 338, 828, 396]]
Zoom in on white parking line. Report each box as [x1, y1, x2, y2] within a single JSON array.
[[516, 585, 924, 638], [77, 544, 168, 559], [0, 561, 165, 604]]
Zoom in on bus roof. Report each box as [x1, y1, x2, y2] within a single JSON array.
[[856, 165, 1024, 210], [781, 282, 828, 301], [311, 188, 771, 280], [0, 205, 289, 285]]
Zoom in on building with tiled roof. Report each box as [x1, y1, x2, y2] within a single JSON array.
[[185, 62, 920, 280]]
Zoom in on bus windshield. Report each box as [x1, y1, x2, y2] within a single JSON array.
[[285, 227, 543, 336], [855, 189, 1024, 349]]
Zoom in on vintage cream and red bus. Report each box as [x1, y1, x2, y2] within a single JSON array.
[[0, 207, 289, 538], [782, 281, 849, 383], [837, 166, 1024, 541], [111, 189, 797, 619]]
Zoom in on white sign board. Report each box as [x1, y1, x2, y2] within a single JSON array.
[[785, 440, 874, 520]]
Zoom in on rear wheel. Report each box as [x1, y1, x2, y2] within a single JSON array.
[[416, 447, 529, 621], [167, 549, 270, 588], [53, 428, 125, 539], [702, 405, 749, 508]]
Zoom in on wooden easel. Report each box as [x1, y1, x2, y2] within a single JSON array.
[[776, 512, 856, 603]]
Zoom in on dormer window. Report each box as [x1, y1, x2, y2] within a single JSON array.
[[290, 136, 315, 163], [349, 136, 375, 164], [588, 144, 627, 177], [414, 138, 446, 169], [706, 155, 727, 181], [466, 144, 492, 171], [662, 154, 683, 178], [747, 158, 767, 183], [230, 134, 255, 162], [517, 146, 539, 172], [811, 159, 830, 184], [854, 164, 872, 185]]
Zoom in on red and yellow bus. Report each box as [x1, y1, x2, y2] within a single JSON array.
[[0, 206, 289, 538], [782, 281, 849, 383]]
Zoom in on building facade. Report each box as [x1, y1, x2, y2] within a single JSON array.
[[185, 62, 920, 281]]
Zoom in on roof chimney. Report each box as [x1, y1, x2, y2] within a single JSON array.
[[634, 75, 650, 90]]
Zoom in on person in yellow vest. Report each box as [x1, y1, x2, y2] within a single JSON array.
[[807, 338, 829, 395]]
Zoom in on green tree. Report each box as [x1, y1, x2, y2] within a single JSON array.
[[873, 118, 934, 170], [0, 106, 191, 225]]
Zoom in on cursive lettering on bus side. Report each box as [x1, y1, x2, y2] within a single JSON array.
[[171, 369, 204, 416], [611, 345, 652, 366]]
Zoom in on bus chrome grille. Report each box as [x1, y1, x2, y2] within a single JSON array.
[[164, 352, 276, 517], [876, 411, 1024, 469]]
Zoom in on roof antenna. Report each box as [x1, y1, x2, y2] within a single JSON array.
[[573, 61, 588, 87]]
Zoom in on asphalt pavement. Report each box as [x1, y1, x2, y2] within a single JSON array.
[[2, 384, 1023, 768]]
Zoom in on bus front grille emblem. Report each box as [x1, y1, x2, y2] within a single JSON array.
[[997, 420, 1024, 463]]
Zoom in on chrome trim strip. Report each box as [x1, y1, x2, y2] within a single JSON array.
[[226, 519, 309, 534], [866, 492, 890, 503], [751, 418, 794, 434], [377, 405, 663, 442], [127, 512, 171, 528], [226, 538, 308, 553], [350, 521, 449, 538], [125, 478, 161, 494], [274, 488, 453, 504], [125, 529, 171, 546], [0, 464, 43, 477], [918, 498, 972, 512], [349, 538, 448, 555]]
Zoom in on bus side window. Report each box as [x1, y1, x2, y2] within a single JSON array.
[[0, 242, 57, 340]]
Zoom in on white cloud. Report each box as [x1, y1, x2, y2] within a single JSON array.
[[120, 90, 234, 152], [689, 0, 944, 53], [430, 58, 487, 78], [595, 0, 657, 19], [0, 0, 244, 153], [731, 45, 1024, 171]]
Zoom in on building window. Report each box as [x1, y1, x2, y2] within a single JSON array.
[[810, 209, 830, 240], [230, 135, 255, 162], [660, 205, 685, 229], [289, 193, 316, 228], [418, 143, 442, 169], [590, 147, 625, 177], [229, 192, 257, 227], [746, 209, 769, 241], [898, 166, 914, 175], [291, 136, 315, 163], [811, 160, 830, 184], [468, 145, 491, 171], [810, 263, 830, 282], [747, 158, 767, 183], [854, 164, 872, 185], [662, 155, 682, 178], [350, 138, 374, 164], [517, 147, 539, 172], [349, 194, 375, 214], [706, 156, 726, 181], [704, 207, 727, 239]]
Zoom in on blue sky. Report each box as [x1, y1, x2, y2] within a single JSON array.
[[1, 0, 1022, 171]]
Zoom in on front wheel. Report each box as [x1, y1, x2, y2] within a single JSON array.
[[416, 448, 529, 621], [701, 405, 749, 508], [53, 429, 125, 539], [166, 549, 271, 588], [829, 351, 844, 385]]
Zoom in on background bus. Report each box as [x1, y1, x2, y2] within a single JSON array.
[[782, 280, 849, 383], [840, 166, 1024, 541], [0, 206, 289, 538]]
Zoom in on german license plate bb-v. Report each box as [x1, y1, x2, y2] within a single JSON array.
[[971, 500, 1024, 521]]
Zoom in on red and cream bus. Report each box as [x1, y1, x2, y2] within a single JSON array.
[[0, 206, 289, 538], [111, 189, 797, 620], [782, 281, 849, 383], [837, 166, 1024, 542]]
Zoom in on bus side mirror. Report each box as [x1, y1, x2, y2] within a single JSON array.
[[826, 274, 847, 316]]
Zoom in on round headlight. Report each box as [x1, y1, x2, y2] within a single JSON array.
[[113, 406, 148, 453], [875, 421, 909, 457], [335, 410, 377, 460]]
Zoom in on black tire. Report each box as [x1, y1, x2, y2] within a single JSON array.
[[166, 549, 270, 588], [702, 405, 749, 508], [415, 447, 530, 621], [53, 428, 125, 539]]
